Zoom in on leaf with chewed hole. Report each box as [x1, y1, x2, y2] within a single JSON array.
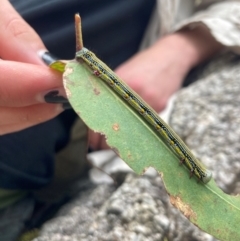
[[48, 58, 240, 241]]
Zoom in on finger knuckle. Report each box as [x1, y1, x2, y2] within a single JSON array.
[[5, 17, 29, 38]]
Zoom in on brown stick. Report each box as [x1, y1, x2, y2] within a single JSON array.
[[75, 13, 83, 51]]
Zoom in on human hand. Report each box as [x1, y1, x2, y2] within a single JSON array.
[[115, 26, 223, 112], [0, 0, 66, 135], [114, 38, 186, 112]]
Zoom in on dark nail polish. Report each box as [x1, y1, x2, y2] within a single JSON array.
[[44, 91, 69, 104], [62, 102, 72, 110], [41, 52, 59, 65]]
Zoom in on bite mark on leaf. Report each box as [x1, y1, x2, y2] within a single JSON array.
[[170, 195, 197, 220]]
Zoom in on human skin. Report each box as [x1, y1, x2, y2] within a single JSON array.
[[115, 26, 223, 112], [0, 0, 64, 135], [1, 0, 223, 149]]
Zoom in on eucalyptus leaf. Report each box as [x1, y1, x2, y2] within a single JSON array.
[[52, 58, 240, 241]]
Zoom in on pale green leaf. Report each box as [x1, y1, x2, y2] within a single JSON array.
[[49, 59, 240, 241]]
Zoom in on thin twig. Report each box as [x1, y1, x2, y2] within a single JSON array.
[[75, 13, 83, 51]]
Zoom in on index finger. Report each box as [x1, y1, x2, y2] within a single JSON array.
[[0, 60, 64, 107]]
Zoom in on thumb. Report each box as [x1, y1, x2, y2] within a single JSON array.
[[0, 0, 47, 65]]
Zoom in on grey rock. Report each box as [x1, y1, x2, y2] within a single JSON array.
[[170, 53, 240, 193], [34, 174, 216, 241]]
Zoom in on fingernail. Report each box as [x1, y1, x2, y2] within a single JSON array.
[[43, 90, 72, 110], [62, 102, 72, 110], [36, 88, 68, 103], [44, 90, 69, 104], [38, 50, 59, 65]]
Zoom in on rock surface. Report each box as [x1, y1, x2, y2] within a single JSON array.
[[170, 53, 240, 194], [34, 174, 215, 241]]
